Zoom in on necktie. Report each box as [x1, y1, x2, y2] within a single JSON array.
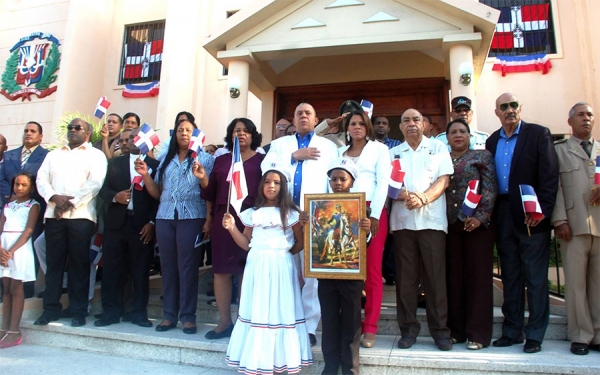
[[581, 141, 591, 158], [21, 149, 31, 169]]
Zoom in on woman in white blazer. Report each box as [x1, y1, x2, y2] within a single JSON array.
[[339, 110, 391, 348]]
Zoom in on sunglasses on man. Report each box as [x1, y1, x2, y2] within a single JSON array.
[[67, 124, 84, 131], [499, 101, 519, 111]]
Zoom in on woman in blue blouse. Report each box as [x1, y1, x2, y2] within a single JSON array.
[[139, 119, 214, 334], [444, 119, 497, 350]]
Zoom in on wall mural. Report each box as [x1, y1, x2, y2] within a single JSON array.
[[1, 32, 61, 101]]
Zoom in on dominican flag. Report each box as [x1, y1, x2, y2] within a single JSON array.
[[360, 99, 374, 119], [492, 5, 550, 50], [492, 54, 552, 76], [16, 43, 49, 86], [134, 123, 160, 155], [189, 128, 206, 158], [123, 40, 163, 79], [132, 175, 144, 191], [461, 179, 482, 217], [94, 96, 111, 119], [388, 158, 405, 199], [122, 81, 160, 98], [226, 137, 248, 215], [89, 233, 103, 265], [519, 184, 543, 220], [595, 156, 600, 185]]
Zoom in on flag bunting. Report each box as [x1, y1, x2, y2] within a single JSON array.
[[122, 81, 160, 98]]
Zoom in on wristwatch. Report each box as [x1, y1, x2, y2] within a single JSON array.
[[149, 220, 155, 225]]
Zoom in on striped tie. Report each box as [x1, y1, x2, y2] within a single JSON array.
[[21, 149, 31, 169]]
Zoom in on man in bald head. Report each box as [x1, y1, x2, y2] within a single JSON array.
[[486, 92, 558, 353]]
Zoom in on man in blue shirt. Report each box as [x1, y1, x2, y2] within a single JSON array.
[[486, 92, 558, 354], [373, 116, 402, 149]]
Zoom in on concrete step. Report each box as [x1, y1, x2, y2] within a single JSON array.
[[147, 293, 568, 340], [18, 317, 599, 375]]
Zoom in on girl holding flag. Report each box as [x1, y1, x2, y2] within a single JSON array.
[[137, 119, 214, 334], [195, 118, 264, 340], [444, 119, 498, 350]]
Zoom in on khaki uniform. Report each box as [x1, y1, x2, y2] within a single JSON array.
[[552, 137, 600, 344]]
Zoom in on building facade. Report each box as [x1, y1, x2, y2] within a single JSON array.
[[0, 0, 598, 148]]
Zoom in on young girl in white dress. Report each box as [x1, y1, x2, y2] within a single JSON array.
[[0, 172, 40, 349], [222, 163, 312, 374]]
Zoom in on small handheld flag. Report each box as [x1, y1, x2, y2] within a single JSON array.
[[89, 233, 103, 265], [132, 175, 144, 191], [461, 179, 482, 217], [134, 123, 160, 154], [94, 96, 111, 119], [189, 128, 206, 158], [519, 184, 543, 221], [226, 137, 248, 215], [360, 99, 374, 119], [388, 158, 405, 199], [595, 156, 600, 185]]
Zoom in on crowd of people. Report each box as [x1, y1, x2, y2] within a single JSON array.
[[0, 94, 598, 375]]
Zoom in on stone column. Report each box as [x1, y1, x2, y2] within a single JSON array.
[[449, 44, 477, 129], [226, 59, 250, 120]]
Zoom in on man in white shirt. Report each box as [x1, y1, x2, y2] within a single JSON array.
[[389, 108, 454, 351], [261, 103, 338, 347], [34, 118, 107, 327]]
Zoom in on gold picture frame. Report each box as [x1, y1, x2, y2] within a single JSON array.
[[303, 192, 367, 280]]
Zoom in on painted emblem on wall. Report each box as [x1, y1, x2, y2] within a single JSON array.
[[1, 32, 61, 101]]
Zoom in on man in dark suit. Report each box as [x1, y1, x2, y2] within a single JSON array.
[[94, 127, 159, 328], [486, 92, 559, 353], [1, 121, 49, 298]]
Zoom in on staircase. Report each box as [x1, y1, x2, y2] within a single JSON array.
[[8, 268, 600, 374]]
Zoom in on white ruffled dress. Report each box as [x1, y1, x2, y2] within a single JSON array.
[[0, 200, 38, 281], [226, 207, 313, 374]]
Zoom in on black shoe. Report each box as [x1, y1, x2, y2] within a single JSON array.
[[397, 335, 416, 349], [523, 339, 542, 353], [205, 324, 234, 339], [570, 342, 589, 355], [183, 326, 197, 334], [71, 316, 87, 327], [94, 313, 104, 319], [207, 299, 217, 307], [60, 309, 74, 319], [384, 278, 395, 286], [94, 317, 120, 327], [155, 322, 177, 332], [589, 344, 600, 352], [492, 335, 524, 347], [33, 313, 60, 326], [309, 333, 317, 347], [131, 318, 153, 328], [435, 337, 453, 351]]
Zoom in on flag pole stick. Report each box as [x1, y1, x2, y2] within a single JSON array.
[[226, 178, 232, 215], [525, 213, 531, 236]]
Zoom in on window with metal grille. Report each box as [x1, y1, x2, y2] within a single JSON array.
[[480, 0, 557, 57], [119, 20, 165, 85]]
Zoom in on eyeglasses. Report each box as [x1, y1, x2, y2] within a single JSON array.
[[67, 124, 84, 131], [453, 107, 471, 114], [499, 101, 519, 111]]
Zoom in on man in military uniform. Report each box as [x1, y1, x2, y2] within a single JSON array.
[[552, 102, 600, 356], [437, 96, 489, 150]]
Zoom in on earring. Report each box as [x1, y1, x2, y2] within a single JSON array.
[[346, 131, 350, 142], [366, 136, 370, 141]]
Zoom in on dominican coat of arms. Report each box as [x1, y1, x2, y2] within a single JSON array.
[[1, 32, 61, 101]]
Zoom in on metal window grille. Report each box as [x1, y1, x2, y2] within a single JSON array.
[[480, 0, 557, 57], [119, 20, 166, 85]]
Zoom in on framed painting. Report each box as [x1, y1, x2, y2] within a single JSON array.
[[303, 192, 367, 280]]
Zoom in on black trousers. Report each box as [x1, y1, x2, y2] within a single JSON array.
[[496, 201, 550, 342], [318, 278, 363, 375], [101, 216, 153, 321], [44, 218, 95, 317]]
